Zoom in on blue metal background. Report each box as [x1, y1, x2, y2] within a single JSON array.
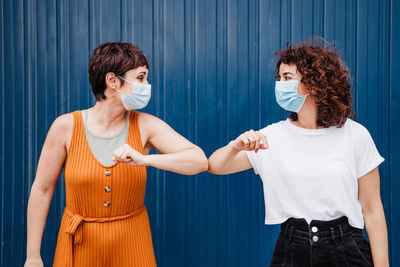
[[1, 0, 399, 266]]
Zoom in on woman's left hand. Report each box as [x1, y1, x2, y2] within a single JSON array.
[[112, 144, 148, 166]]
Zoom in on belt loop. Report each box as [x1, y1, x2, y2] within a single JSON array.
[[338, 224, 344, 243], [330, 227, 335, 241], [288, 226, 295, 241], [284, 223, 289, 237]]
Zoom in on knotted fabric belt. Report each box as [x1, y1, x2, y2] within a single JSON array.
[[63, 205, 146, 266]]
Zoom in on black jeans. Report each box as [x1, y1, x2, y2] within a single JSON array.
[[270, 216, 373, 267]]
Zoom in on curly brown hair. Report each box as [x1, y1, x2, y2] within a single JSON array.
[[275, 40, 355, 128]]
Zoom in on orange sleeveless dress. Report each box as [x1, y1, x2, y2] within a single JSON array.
[[53, 111, 157, 267]]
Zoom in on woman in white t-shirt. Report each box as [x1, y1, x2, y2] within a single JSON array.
[[208, 41, 389, 267]]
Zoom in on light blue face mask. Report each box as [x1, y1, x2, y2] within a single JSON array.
[[117, 76, 151, 110], [275, 80, 308, 112]]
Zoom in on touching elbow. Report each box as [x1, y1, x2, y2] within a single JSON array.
[[196, 152, 209, 174], [201, 157, 209, 173], [207, 159, 221, 175], [188, 149, 208, 175], [207, 160, 215, 174]]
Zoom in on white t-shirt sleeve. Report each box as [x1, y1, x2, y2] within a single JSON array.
[[353, 124, 385, 178], [246, 149, 261, 174], [245, 127, 269, 175]]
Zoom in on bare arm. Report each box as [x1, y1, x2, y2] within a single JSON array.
[[113, 113, 208, 175], [25, 114, 72, 266], [208, 130, 268, 175], [358, 167, 389, 267]]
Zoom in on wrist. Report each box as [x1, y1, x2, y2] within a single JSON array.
[[373, 257, 389, 267], [26, 251, 41, 258], [140, 154, 153, 166], [228, 141, 240, 152]]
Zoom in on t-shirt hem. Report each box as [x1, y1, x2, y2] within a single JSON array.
[[264, 217, 291, 225], [357, 157, 385, 179], [264, 217, 365, 229]]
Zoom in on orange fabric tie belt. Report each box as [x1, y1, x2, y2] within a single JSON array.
[[65, 205, 145, 244], [64, 205, 146, 266]]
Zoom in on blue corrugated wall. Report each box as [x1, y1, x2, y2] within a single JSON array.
[[1, 0, 399, 266]]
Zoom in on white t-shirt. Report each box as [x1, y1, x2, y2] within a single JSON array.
[[246, 118, 384, 229]]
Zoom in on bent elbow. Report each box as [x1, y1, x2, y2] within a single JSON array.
[[181, 147, 209, 175], [201, 158, 209, 173], [207, 159, 221, 175], [195, 148, 209, 174], [192, 155, 208, 175], [207, 162, 215, 174]]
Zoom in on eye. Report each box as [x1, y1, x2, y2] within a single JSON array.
[[137, 76, 144, 81], [284, 76, 291, 81]]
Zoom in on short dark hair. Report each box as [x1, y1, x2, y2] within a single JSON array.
[[88, 41, 149, 101], [275, 39, 355, 128]]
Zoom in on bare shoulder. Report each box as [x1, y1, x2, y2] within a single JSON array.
[[51, 113, 73, 132], [135, 112, 156, 147], [49, 113, 74, 149], [136, 111, 169, 132], [136, 112, 181, 150], [136, 111, 163, 124]]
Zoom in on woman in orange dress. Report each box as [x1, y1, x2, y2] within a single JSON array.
[[24, 42, 208, 267]]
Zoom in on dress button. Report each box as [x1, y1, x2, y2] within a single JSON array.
[[105, 170, 111, 176], [312, 235, 319, 242], [311, 226, 318, 233], [105, 186, 111, 193], [104, 201, 110, 207]]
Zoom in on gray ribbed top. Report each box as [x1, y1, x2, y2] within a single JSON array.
[[83, 110, 129, 167]]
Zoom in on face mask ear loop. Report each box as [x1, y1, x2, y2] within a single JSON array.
[[115, 75, 134, 96], [300, 82, 311, 97], [117, 75, 133, 86], [114, 88, 123, 96], [111, 78, 122, 95]]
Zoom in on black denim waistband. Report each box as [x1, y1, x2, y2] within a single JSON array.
[[281, 216, 362, 245]]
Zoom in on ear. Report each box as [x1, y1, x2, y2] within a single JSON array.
[[105, 72, 119, 89], [308, 87, 317, 96], [307, 85, 314, 94]]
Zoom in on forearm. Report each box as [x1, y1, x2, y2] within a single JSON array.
[[145, 147, 208, 175], [208, 141, 240, 174], [363, 204, 389, 267], [26, 184, 54, 258]]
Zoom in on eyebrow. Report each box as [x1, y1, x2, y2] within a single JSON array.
[[138, 71, 147, 75], [283, 72, 294, 76]]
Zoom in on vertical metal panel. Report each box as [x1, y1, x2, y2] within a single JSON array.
[[0, 0, 398, 266], [390, 0, 400, 266]]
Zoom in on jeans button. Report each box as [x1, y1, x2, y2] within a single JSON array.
[[312, 235, 319, 242], [311, 226, 318, 233]]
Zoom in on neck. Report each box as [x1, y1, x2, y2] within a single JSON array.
[[90, 100, 127, 129], [293, 96, 321, 129]]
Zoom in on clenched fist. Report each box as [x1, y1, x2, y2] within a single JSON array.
[[229, 130, 268, 152], [112, 144, 148, 166]]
